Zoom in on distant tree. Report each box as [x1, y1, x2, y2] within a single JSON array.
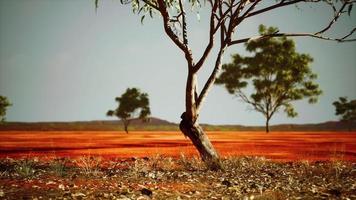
[[107, 88, 151, 133], [216, 25, 322, 133], [0, 95, 12, 123], [333, 97, 356, 131]]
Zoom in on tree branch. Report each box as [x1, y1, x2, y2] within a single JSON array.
[[269, 92, 288, 119], [212, 6, 232, 34], [341, 27, 356, 40], [245, 0, 305, 19], [236, 90, 266, 115], [142, 0, 160, 11], [193, 1, 218, 72], [178, 0, 188, 46], [196, 46, 227, 112], [229, 31, 356, 46], [225, 1, 246, 39], [315, 1, 348, 35], [156, 0, 194, 67], [219, 0, 227, 46], [236, 0, 261, 24]]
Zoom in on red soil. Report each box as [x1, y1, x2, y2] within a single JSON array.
[[0, 131, 355, 161]]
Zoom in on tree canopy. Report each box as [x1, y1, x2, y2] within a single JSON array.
[[0, 95, 12, 123], [333, 97, 356, 129], [216, 25, 322, 132], [107, 88, 151, 133]]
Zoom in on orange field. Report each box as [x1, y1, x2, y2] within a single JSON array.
[[0, 131, 355, 161]]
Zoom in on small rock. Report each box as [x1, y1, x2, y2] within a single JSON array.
[[141, 188, 153, 197], [72, 192, 86, 197], [58, 184, 65, 190], [148, 172, 156, 179], [222, 180, 232, 187], [117, 195, 130, 200], [46, 181, 56, 185], [328, 188, 342, 197]]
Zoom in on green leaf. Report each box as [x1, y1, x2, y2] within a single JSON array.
[[95, 0, 99, 10], [348, 4, 353, 16], [141, 15, 145, 24]]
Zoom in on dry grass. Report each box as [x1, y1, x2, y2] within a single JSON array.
[[0, 155, 355, 199], [74, 156, 103, 177]]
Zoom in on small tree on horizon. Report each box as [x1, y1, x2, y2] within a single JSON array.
[[333, 97, 356, 131], [216, 25, 322, 133], [107, 88, 151, 133], [0, 95, 12, 123]]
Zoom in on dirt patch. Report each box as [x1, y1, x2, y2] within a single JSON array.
[[0, 156, 355, 199]]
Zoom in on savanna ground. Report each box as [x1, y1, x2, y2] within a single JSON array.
[[0, 131, 355, 199]]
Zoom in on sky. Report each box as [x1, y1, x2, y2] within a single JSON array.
[[0, 0, 355, 125]]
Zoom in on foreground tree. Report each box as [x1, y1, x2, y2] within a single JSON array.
[[96, 0, 355, 169], [107, 88, 151, 133], [333, 97, 356, 131], [216, 25, 322, 133], [0, 95, 12, 123]]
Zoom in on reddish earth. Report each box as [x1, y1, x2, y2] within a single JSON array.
[[0, 131, 355, 161]]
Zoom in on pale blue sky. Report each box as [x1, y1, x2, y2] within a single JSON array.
[[0, 0, 355, 125]]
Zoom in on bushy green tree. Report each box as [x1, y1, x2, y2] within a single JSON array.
[[216, 25, 322, 133], [107, 88, 151, 133], [95, 0, 355, 168], [333, 97, 356, 131], [0, 95, 12, 123]]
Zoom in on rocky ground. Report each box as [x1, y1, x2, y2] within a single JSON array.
[[0, 155, 355, 200]]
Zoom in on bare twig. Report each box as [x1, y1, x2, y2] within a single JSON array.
[[229, 31, 356, 46], [245, 0, 305, 19], [315, 1, 348, 35]]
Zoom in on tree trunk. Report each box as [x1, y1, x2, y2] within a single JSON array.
[[265, 118, 270, 133], [181, 72, 222, 170], [179, 113, 222, 170], [123, 119, 130, 134]]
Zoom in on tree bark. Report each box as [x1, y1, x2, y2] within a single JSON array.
[[179, 113, 222, 170], [181, 72, 222, 170], [123, 119, 130, 134], [265, 118, 270, 133]]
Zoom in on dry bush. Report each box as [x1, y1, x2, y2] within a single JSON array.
[[148, 154, 176, 171], [50, 157, 68, 177], [14, 158, 37, 178], [176, 153, 204, 171], [74, 156, 103, 177], [223, 156, 269, 171]]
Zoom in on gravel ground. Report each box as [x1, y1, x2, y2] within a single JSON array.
[[0, 156, 355, 200]]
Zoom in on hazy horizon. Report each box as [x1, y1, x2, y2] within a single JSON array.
[[1, 0, 355, 126]]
